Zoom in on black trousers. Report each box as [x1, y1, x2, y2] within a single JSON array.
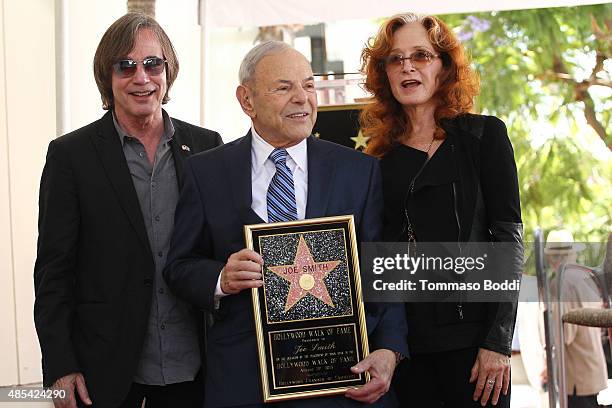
[[568, 388, 601, 408], [392, 347, 511, 408], [77, 374, 203, 408], [118, 377, 203, 408]]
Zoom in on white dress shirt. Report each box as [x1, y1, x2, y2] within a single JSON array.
[[250, 126, 308, 222], [215, 127, 309, 299]]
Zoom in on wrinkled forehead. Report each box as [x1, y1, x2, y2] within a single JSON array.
[[253, 49, 313, 85]]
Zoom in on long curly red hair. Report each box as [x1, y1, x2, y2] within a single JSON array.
[[361, 13, 480, 158]]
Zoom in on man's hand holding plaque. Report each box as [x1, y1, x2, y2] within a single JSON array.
[[346, 349, 397, 404], [220, 249, 264, 295]]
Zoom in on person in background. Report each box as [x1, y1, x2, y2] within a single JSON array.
[[542, 229, 608, 408], [34, 13, 222, 408], [360, 12, 523, 407]]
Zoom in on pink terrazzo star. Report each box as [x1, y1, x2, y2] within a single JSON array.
[[268, 234, 340, 312]]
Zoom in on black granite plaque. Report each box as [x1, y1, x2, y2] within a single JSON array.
[[244, 215, 369, 402]]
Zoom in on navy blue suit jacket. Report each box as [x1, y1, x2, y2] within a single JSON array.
[[164, 132, 408, 407]]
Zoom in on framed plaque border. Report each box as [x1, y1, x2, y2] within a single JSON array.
[[244, 215, 370, 402]]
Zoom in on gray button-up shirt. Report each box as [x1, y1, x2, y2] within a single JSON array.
[[113, 111, 200, 385]]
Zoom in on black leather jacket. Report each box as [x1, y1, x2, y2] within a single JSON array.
[[442, 114, 524, 356], [381, 113, 523, 356]]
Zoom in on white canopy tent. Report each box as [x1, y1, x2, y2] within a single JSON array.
[[202, 0, 607, 28]]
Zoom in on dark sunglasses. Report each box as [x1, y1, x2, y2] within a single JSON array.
[[112, 57, 167, 78]]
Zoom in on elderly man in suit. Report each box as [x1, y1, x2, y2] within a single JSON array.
[[164, 41, 408, 408], [34, 13, 222, 408]]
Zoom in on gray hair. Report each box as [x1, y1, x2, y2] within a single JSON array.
[[238, 40, 292, 85], [395, 12, 421, 24]]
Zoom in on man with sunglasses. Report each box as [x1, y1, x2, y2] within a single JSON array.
[[34, 13, 222, 408]]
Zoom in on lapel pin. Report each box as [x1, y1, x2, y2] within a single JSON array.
[[181, 144, 191, 152]]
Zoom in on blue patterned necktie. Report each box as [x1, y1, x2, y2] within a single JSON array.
[[267, 148, 298, 222]]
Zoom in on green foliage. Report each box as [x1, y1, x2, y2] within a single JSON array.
[[441, 5, 612, 249]]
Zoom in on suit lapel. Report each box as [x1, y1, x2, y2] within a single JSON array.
[[169, 118, 193, 188], [224, 131, 264, 225], [90, 111, 153, 256], [305, 136, 335, 218]]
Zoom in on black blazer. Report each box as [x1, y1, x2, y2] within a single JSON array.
[[164, 132, 409, 407], [33, 110, 222, 407]]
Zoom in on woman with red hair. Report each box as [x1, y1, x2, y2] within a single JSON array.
[[361, 13, 523, 407]]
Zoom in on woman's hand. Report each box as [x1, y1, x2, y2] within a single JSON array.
[[469, 348, 511, 406]]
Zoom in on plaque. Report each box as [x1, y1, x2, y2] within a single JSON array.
[[244, 215, 370, 402]]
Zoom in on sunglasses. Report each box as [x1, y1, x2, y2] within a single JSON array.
[[384, 50, 439, 70], [112, 57, 167, 78]]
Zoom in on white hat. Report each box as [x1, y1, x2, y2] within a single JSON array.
[[544, 229, 586, 254]]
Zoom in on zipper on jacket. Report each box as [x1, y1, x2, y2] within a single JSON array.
[[451, 181, 462, 252], [451, 144, 464, 320], [453, 183, 464, 321], [450, 144, 462, 250]]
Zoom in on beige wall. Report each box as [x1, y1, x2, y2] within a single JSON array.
[[157, 0, 202, 125], [64, 0, 125, 132], [0, 0, 19, 387], [204, 26, 256, 140], [1, 0, 56, 385]]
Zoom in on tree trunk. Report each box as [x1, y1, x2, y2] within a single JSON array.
[[127, 0, 155, 17]]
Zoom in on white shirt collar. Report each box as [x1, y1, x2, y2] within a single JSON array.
[[251, 125, 307, 172]]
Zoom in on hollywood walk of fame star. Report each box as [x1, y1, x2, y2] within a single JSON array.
[[350, 130, 370, 150], [268, 234, 340, 312]]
